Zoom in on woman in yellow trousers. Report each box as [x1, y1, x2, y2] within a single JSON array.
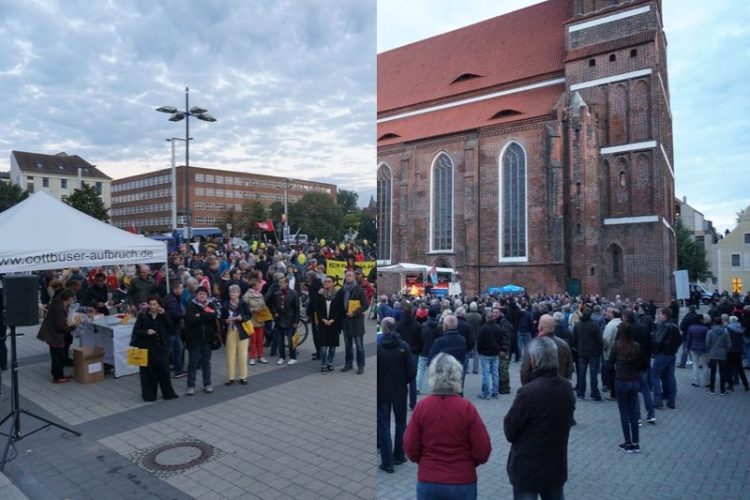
[[221, 284, 251, 385]]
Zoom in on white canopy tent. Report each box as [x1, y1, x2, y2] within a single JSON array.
[[379, 262, 455, 275], [0, 191, 168, 273]]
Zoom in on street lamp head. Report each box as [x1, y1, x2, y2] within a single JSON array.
[[190, 106, 208, 114], [196, 112, 217, 122], [156, 106, 178, 114], [168, 112, 186, 122]]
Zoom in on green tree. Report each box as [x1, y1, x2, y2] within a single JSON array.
[[676, 218, 709, 282], [268, 201, 285, 224], [241, 200, 268, 238], [337, 189, 359, 214], [359, 211, 377, 244], [65, 183, 110, 222], [221, 207, 239, 234], [0, 183, 28, 213], [288, 192, 342, 241]]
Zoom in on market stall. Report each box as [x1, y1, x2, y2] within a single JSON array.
[[74, 316, 139, 378], [0, 191, 168, 379], [379, 262, 461, 297]]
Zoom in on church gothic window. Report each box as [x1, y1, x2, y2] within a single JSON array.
[[499, 141, 527, 261], [430, 153, 453, 252], [377, 163, 392, 262]]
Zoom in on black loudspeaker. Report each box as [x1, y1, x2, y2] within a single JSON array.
[[3, 275, 40, 326]]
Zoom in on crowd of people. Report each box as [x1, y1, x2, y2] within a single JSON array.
[[27, 237, 376, 401], [377, 291, 750, 499]]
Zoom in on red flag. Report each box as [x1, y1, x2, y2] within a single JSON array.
[[256, 219, 275, 232]]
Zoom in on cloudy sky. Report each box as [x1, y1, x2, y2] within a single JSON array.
[[0, 0, 376, 205], [378, 0, 750, 234]]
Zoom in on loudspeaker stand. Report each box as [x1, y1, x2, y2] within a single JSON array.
[[0, 326, 81, 471]]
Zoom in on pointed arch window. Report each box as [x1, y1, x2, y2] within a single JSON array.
[[430, 152, 453, 252], [499, 142, 528, 261], [377, 163, 392, 263], [610, 244, 623, 279]]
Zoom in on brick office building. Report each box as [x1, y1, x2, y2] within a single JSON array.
[[377, 0, 676, 302], [111, 166, 336, 234]]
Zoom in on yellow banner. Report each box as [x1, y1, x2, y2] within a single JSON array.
[[325, 260, 376, 286]]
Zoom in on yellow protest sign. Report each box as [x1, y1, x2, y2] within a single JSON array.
[[325, 260, 376, 286]]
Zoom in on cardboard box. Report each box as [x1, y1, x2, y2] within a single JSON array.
[[73, 346, 105, 384]]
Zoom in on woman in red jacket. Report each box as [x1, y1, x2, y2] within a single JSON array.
[[403, 353, 491, 499]]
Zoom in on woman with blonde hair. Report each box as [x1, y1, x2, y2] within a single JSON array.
[[404, 353, 491, 499], [243, 278, 268, 365]]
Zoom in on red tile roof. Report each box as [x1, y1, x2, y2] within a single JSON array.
[[377, 84, 564, 146], [377, 0, 572, 114]]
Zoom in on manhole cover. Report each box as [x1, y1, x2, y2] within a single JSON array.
[[141, 441, 214, 472]]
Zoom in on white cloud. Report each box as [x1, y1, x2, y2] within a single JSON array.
[[0, 0, 376, 203]]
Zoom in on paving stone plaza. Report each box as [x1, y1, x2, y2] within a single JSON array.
[[0, 321, 376, 499], [1, 310, 749, 499], [379, 309, 750, 500]]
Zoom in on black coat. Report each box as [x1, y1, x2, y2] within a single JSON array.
[[476, 321, 503, 356], [420, 319, 441, 357], [457, 318, 476, 351], [631, 322, 652, 371], [504, 369, 575, 492], [268, 287, 300, 329], [184, 300, 220, 349], [428, 331, 467, 366], [316, 290, 343, 347], [572, 317, 603, 357], [163, 292, 185, 336], [395, 314, 423, 355], [377, 333, 416, 402], [132, 311, 174, 352], [336, 284, 368, 337]]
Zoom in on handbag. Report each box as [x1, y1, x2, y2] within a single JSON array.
[[241, 319, 254, 336], [127, 347, 148, 367]]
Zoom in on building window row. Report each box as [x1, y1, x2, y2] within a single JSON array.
[[194, 202, 243, 212], [194, 216, 222, 225], [113, 174, 171, 193], [112, 189, 170, 204], [111, 203, 171, 216], [194, 187, 295, 203], [193, 173, 331, 194], [114, 217, 171, 228]]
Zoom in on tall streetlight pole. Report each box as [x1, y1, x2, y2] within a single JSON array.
[[283, 178, 290, 242], [166, 137, 192, 231], [156, 87, 216, 241]]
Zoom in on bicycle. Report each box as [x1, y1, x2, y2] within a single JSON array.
[[292, 318, 309, 349]]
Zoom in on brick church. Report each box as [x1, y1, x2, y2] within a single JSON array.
[[377, 0, 675, 303]]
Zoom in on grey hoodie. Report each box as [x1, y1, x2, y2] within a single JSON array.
[[706, 325, 731, 360]]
